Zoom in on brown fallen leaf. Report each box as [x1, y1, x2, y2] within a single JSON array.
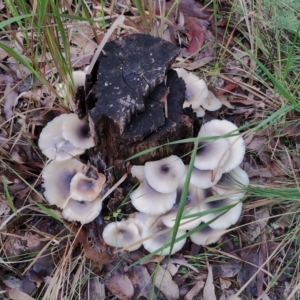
[[128, 265, 152, 299], [105, 270, 134, 300], [173, 56, 214, 70], [185, 17, 205, 53], [6, 287, 35, 300], [147, 263, 179, 300], [83, 275, 105, 300], [184, 279, 205, 300], [203, 265, 216, 300]]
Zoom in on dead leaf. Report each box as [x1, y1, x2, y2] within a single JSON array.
[[220, 278, 231, 290], [184, 280, 205, 300], [105, 270, 134, 300], [6, 287, 35, 300], [3, 83, 18, 120], [162, 263, 179, 276], [128, 265, 152, 299], [147, 263, 179, 300], [212, 263, 241, 278], [168, 257, 199, 273], [83, 275, 105, 300], [203, 265, 216, 300], [227, 296, 242, 300], [173, 56, 214, 70]]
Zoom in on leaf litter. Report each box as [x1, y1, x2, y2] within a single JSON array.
[[0, 0, 299, 299]]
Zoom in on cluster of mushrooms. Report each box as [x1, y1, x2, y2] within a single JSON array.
[[175, 68, 222, 117], [38, 113, 106, 224], [38, 67, 249, 255], [103, 119, 248, 254]]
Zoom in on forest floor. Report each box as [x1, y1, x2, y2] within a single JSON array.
[[1, 0, 300, 299]]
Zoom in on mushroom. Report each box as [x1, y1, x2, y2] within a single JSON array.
[[130, 177, 177, 215], [102, 220, 142, 251], [202, 91, 222, 111], [70, 165, 106, 201], [142, 216, 186, 255], [199, 189, 242, 230], [161, 181, 205, 230], [195, 131, 230, 170], [42, 158, 85, 209], [190, 225, 224, 245], [190, 167, 223, 189], [161, 179, 205, 230], [62, 195, 103, 224], [212, 166, 249, 201], [199, 119, 245, 172], [194, 106, 205, 118], [130, 165, 145, 182], [38, 113, 95, 161], [174, 68, 208, 109], [144, 155, 186, 193]]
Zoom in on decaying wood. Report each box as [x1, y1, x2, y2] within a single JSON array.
[[86, 34, 195, 181]]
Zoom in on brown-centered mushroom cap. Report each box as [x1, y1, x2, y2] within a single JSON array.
[[195, 131, 230, 170], [144, 155, 185, 194], [70, 171, 106, 202], [199, 119, 245, 172], [42, 158, 84, 209]]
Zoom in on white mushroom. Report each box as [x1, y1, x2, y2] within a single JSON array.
[[142, 216, 186, 255], [144, 155, 186, 194], [42, 159, 84, 209], [190, 167, 223, 189], [130, 178, 177, 215], [190, 225, 224, 245], [195, 131, 230, 170], [62, 195, 103, 224], [202, 91, 222, 111], [130, 165, 145, 182], [102, 220, 142, 251], [199, 189, 242, 230], [162, 181, 204, 230], [70, 167, 106, 201], [38, 113, 95, 161], [212, 166, 249, 201], [199, 119, 245, 172], [175, 68, 208, 109]]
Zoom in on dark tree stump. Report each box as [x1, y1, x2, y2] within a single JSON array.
[[86, 34, 195, 182]]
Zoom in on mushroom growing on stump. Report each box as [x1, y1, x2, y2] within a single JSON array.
[[85, 34, 195, 181], [38, 113, 95, 161]]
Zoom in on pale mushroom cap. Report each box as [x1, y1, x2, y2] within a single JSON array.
[[190, 225, 224, 245], [72, 70, 86, 88], [62, 196, 103, 224], [62, 114, 95, 149], [190, 167, 223, 189], [127, 212, 148, 235], [162, 205, 202, 230], [42, 159, 84, 208], [144, 155, 186, 193], [142, 216, 186, 255], [194, 106, 205, 117], [131, 165, 145, 182], [38, 114, 66, 160], [199, 119, 245, 172], [212, 166, 249, 200], [202, 91, 222, 111], [162, 180, 204, 230], [102, 220, 142, 251], [195, 131, 230, 170], [38, 113, 94, 160], [175, 68, 208, 109], [130, 178, 177, 215], [199, 193, 243, 230], [70, 171, 106, 201]]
